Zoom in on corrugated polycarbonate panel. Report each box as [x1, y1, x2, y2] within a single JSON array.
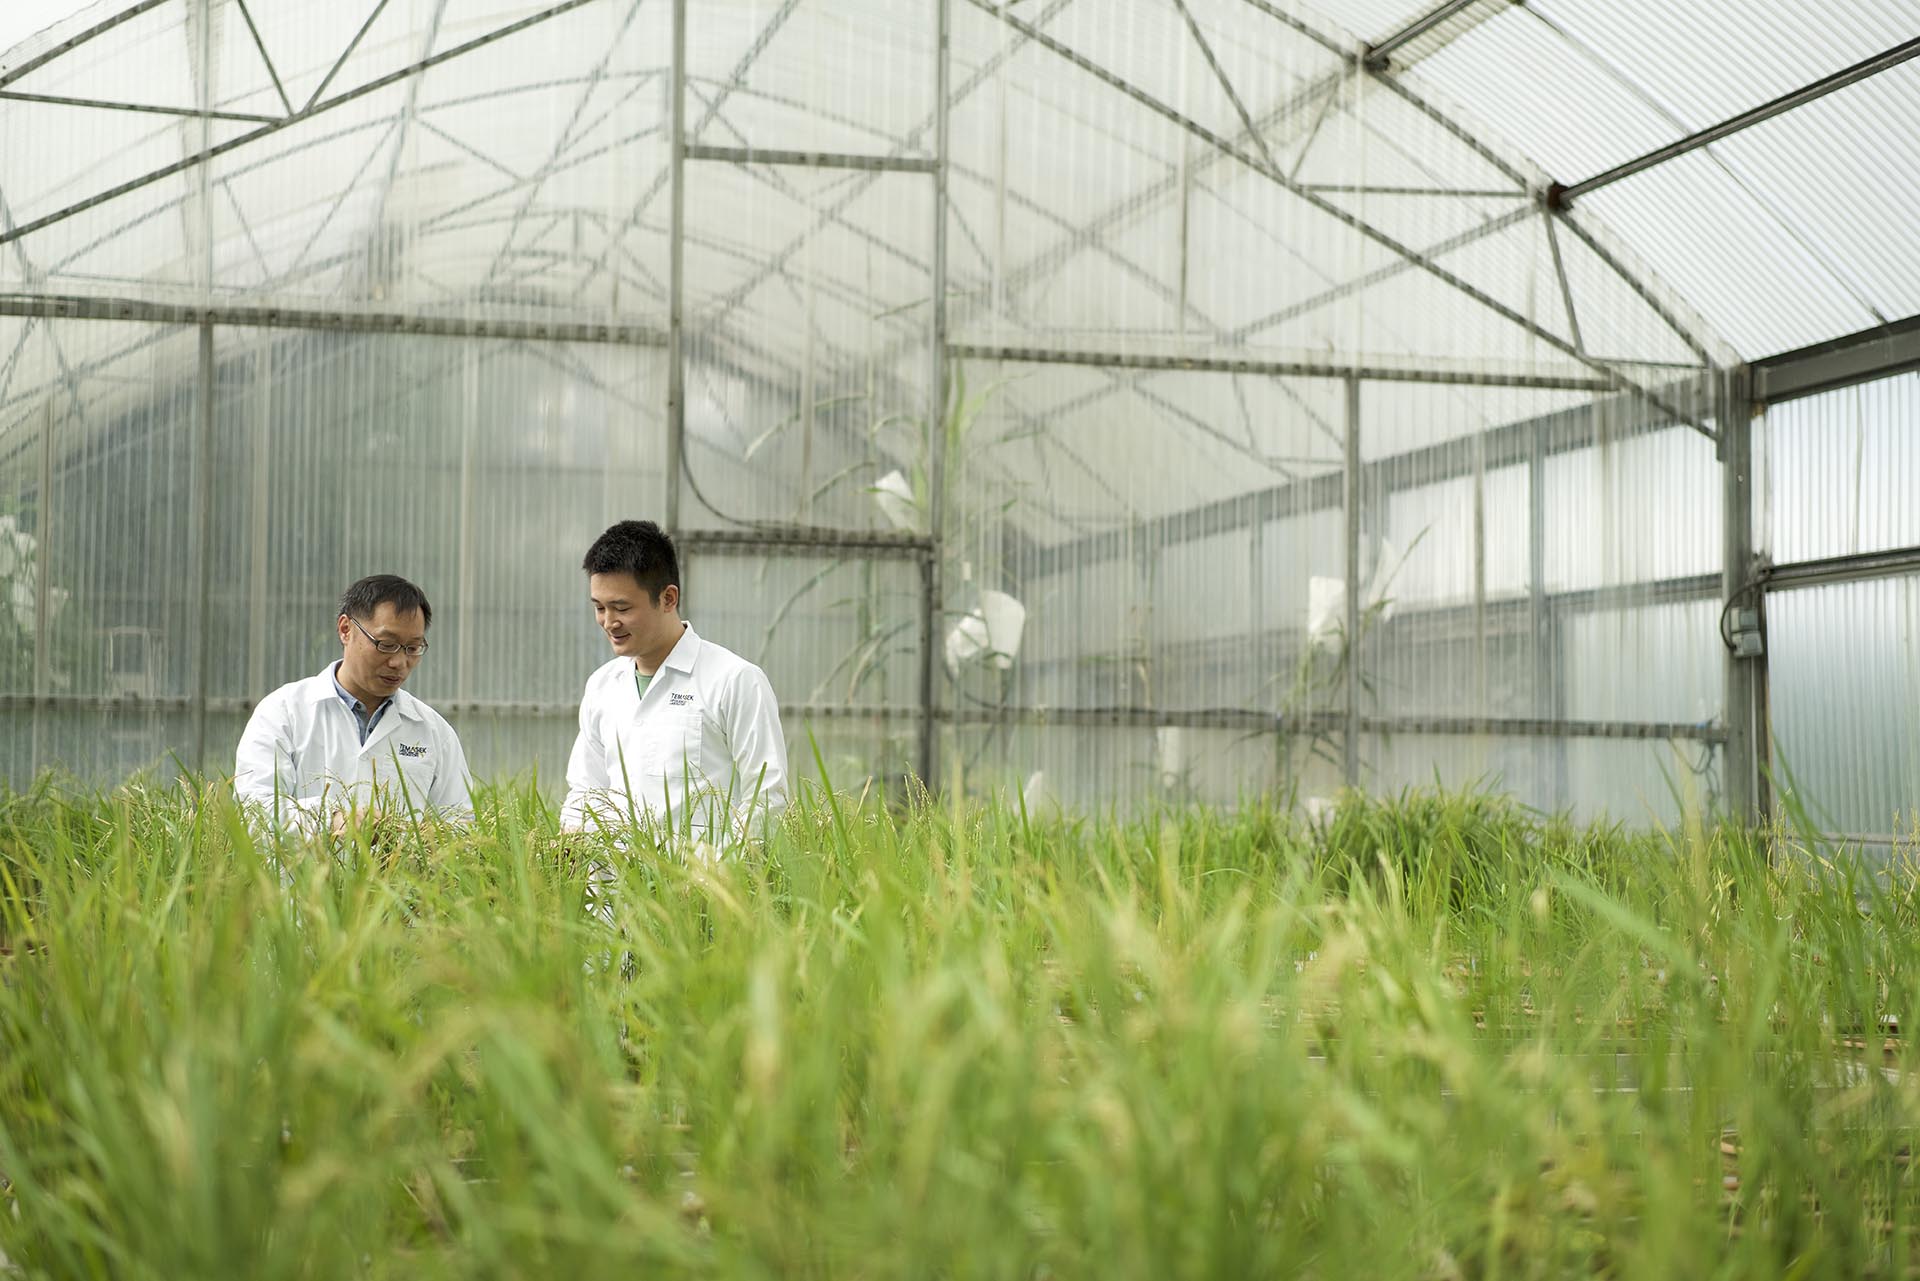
[[939, 720, 1309, 815], [1406, 0, 1918, 359], [1363, 732, 1720, 826], [682, 554, 922, 714], [1543, 421, 1721, 593], [687, 0, 936, 157], [681, 163, 930, 531], [1523, 0, 1915, 136], [208, 329, 664, 709], [1577, 154, 1881, 361], [1762, 371, 1920, 565], [0, 317, 202, 780], [1560, 599, 1721, 726], [1704, 63, 1920, 338], [1768, 574, 1920, 840], [0, 319, 664, 788]]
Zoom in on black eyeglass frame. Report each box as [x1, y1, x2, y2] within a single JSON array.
[[348, 615, 429, 658]]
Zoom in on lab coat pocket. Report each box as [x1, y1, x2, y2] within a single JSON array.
[[377, 747, 437, 809], [678, 707, 704, 780], [621, 709, 701, 780]]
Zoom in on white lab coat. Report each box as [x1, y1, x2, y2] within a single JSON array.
[[233, 663, 474, 832], [561, 622, 789, 841]]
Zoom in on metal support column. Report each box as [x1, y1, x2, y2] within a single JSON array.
[[188, 0, 217, 775], [1342, 375, 1361, 789], [664, 0, 687, 534], [917, 0, 951, 788], [245, 340, 271, 700], [191, 322, 215, 772], [31, 402, 54, 776], [1721, 370, 1766, 825], [1527, 417, 1561, 806]]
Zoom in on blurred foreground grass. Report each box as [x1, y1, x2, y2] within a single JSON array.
[[1, 776, 1918, 1279]]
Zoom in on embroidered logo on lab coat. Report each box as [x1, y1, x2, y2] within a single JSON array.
[[670, 693, 696, 707], [396, 743, 430, 758]]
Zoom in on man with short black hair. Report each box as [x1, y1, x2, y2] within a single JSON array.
[[561, 520, 788, 841], [235, 574, 473, 834]]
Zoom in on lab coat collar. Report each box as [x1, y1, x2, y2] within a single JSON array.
[[658, 622, 702, 676], [306, 662, 425, 721]]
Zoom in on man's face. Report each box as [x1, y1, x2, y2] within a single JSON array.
[[590, 572, 678, 659], [335, 602, 427, 703]]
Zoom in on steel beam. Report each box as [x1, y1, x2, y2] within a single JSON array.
[[1363, 0, 1480, 69], [1542, 208, 1584, 355], [1526, 411, 1559, 803], [684, 144, 939, 174], [1298, 184, 1523, 198], [191, 322, 214, 771], [1342, 376, 1361, 787], [921, 0, 952, 787], [680, 527, 934, 557], [0, 293, 666, 343], [1762, 545, 1920, 592], [1720, 372, 1763, 824], [1557, 35, 1920, 205], [31, 403, 53, 713], [0, 690, 1728, 745], [1752, 314, 1920, 404], [0, 89, 278, 123], [948, 341, 1615, 391]]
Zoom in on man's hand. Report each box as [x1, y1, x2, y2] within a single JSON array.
[[328, 803, 395, 848]]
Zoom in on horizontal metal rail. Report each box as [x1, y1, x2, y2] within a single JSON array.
[[684, 144, 938, 173], [679, 528, 935, 556], [0, 694, 1722, 743], [949, 342, 1616, 391], [1556, 35, 1920, 205], [0, 293, 665, 344], [0, 89, 280, 123], [1751, 314, 1920, 404], [1763, 545, 1920, 593]]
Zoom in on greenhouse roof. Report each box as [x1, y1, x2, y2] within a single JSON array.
[[0, 0, 1909, 372]]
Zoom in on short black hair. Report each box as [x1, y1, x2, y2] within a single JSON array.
[[583, 520, 679, 601], [338, 574, 433, 628]]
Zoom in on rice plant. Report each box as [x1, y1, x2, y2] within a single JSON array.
[[1, 776, 1916, 1278]]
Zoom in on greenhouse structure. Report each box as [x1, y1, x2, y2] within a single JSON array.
[[0, 0, 1914, 840]]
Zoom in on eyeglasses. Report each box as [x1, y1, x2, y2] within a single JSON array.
[[350, 616, 429, 658]]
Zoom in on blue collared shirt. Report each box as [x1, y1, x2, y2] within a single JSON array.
[[330, 662, 391, 745]]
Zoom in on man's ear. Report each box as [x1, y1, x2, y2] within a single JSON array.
[[337, 614, 352, 647], [660, 583, 680, 613]]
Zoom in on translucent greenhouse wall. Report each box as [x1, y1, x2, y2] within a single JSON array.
[[0, 0, 1899, 833], [1758, 371, 1920, 843]]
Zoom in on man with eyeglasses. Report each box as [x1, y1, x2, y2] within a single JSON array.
[[235, 574, 473, 837]]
